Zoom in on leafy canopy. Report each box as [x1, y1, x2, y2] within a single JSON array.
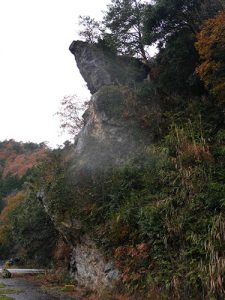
[[195, 10, 225, 104], [143, 0, 224, 47]]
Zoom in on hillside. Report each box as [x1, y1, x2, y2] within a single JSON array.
[[0, 140, 47, 178], [0, 1, 224, 299], [0, 140, 48, 200], [0, 140, 57, 263]]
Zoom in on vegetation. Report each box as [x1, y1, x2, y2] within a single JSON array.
[[0, 296, 14, 300], [0, 0, 224, 299], [0, 140, 57, 265], [56, 95, 89, 137], [195, 10, 225, 104]]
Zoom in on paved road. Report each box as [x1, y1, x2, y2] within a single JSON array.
[[0, 268, 45, 274], [0, 277, 60, 300], [0, 269, 80, 299]]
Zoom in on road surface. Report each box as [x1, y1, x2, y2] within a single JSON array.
[[0, 268, 81, 299], [0, 268, 45, 274], [0, 277, 60, 300]]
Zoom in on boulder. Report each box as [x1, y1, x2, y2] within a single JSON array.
[[2, 268, 11, 278]]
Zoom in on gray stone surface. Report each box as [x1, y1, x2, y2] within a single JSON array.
[[68, 41, 158, 178], [70, 235, 119, 289], [69, 85, 159, 178], [69, 40, 149, 94], [40, 40, 161, 290]]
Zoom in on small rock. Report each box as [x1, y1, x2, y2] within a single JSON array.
[[2, 268, 11, 278]]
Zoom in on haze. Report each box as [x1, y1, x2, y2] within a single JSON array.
[[0, 0, 110, 147]]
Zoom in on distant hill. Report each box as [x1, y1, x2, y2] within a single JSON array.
[[0, 140, 56, 263], [0, 139, 48, 201]]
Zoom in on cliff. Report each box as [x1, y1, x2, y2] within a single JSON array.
[[40, 40, 161, 289], [69, 40, 149, 94], [69, 41, 160, 179]]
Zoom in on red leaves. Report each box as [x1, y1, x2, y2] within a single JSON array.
[[195, 10, 225, 102], [114, 243, 151, 286], [0, 191, 26, 223], [0, 142, 47, 178]]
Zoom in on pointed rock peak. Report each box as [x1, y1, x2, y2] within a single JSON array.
[[69, 40, 150, 94]]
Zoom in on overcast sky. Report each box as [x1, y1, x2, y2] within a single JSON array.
[[0, 0, 110, 148]]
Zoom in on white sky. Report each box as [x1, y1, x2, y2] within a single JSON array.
[[0, 0, 110, 148]]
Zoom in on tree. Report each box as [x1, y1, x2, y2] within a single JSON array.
[[0, 191, 25, 223], [150, 29, 202, 96], [10, 193, 58, 265], [143, 0, 224, 47], [195, 10, 225, 104], [140, 0, 224, 96], [56, 95, 89, 138], [103, 0, 149, 62], [78, 1, 149, 62], [0, 191, 26, 257], [79, 16, 102, 44]]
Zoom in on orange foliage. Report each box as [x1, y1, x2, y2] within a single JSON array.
[[0, 191, 25, 247], [3, 148, 47, 178], [0, 225, 10, 244], [53, 238, 71, 266], [195, 10, 225, 102], [0, 191, 26, 223], [114, 243, 151, 286], [176, 137, 213, 165], [0, 141, 48, 178]]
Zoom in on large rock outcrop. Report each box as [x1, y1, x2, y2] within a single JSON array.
[[69, 40, 150, 94], [38, 190, 119, 289], [69, 41, 161, 178], [42, 40, 161, 290], [70, 85, 161, 178], [70, 235, 119, 288]]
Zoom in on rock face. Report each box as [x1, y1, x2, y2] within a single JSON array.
[[69, 40, 149, 94], [42, 40, 161, 290], [70, 235, 119, 288], [64, 41, 160, 288], [70, 85, 160, 178], [69, 41, 158, 178], [38, 191, 119, 289]]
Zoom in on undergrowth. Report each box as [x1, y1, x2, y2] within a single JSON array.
[[54, 119, 224, 299]]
